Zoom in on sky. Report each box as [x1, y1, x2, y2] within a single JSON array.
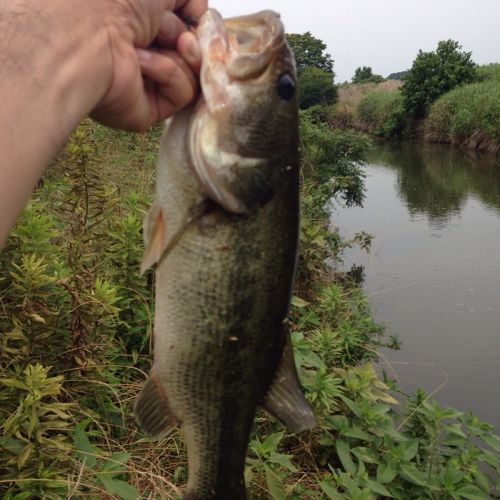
[[209, 0, 500, 82]]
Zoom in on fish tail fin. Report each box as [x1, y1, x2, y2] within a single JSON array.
[[134, 371, 179, 438], [262, 334, 316, 433]]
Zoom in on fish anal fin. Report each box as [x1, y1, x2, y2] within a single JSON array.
[[140, 203, 166, 275], [262, 335, 316, 433], [134, 371, 179, 438]]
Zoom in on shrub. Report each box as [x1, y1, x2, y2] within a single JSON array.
[[358, 90, 407, 138], [352, 66, 384, 85], [402, 40, 477, 117], [298, 67, 338, 110]]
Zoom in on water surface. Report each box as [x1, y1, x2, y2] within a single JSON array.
[[334, 142, 500, 429]]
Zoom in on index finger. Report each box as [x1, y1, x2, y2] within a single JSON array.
[[175, 0, 208, 19]]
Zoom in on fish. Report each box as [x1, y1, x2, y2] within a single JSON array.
[[134, 8, 315, 499]]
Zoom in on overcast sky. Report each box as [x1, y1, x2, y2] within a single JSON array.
[[209, 0, 500, 82]]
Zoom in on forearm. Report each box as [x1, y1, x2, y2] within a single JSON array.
[[0, 0, 111, 246]]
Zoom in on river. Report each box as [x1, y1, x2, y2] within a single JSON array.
[[333, 142, 500, 430]]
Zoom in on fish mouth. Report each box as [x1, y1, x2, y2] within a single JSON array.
[[197, 9, 285, 82]]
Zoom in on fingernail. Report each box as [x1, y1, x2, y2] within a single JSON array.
[[185, 35, 201, 64], [136, 48, 152, 62]]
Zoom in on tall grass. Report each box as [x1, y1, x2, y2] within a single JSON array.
[[477, 63, 500, 82], [333, 80, 402, 129], [357, 90, 406, 138], [425, 78, 500, 153]]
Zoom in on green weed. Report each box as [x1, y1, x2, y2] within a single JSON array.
[[0, 116, 498, 499]]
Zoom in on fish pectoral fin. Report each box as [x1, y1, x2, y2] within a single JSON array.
[[141, 203, 166, 275], [141, 199, 212, 275], [262, 334, 316, 433], [134, 371, 180, 438]]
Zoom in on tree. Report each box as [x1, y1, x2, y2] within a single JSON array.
[[298, 67, 337, 110], [401, 39, 477, 117], [352, 66, 383, 84], [286, 32, 337, 109], [286, 32, 334, 75]]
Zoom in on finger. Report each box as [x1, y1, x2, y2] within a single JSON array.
[[177, 31, 202, 73], [175, 0, 208, 19], [136, 49, 198, 115], [156, 11, 187, 48]]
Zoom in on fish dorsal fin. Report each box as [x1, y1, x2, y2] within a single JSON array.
[[262, 334, 316, 433], [134, 371, 180, 438], [140, 199, 212, 275]]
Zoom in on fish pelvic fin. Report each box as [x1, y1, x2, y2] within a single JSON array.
[[134, 371, 180, 438], [262, 334, 316, 433]]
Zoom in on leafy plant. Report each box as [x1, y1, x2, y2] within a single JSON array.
[[402, 39, 477, 117], [352, 67, 384, 85], [358, 90, 407, 138]]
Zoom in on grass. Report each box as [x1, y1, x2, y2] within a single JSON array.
[[331, 64, 500, 152], [424, 76, 500, 153], [357, 90, 406, 138], [1, 119, 499, 499], [332, 80, 402, 129]]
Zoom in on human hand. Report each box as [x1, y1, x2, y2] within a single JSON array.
[[91, 0, 208, 132]]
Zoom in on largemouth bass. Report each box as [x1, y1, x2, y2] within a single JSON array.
[[135, 9, 315, 499]]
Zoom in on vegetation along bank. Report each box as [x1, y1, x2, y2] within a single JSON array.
[[328, 40, 500, 154], [0, 34, 499, 499]]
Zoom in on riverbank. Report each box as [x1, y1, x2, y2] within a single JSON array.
[[0, 119, 498, 498], [331, 64, 500, 154]]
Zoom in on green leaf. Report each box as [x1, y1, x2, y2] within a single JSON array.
[[482, 432, 500, 452], [263, 464, 286, 500], [291, 296, 309, 308], [319, 480, 344, 499], [340, 396, 363, 419], [100, 478, 141, 500], [74, 425, 97, 468], [261, 432, 284, 454], [351, 446, 377, 464], [336, 439, 356, 475], [344, 425, 372, 441], [453, 485, 490, 500], [366, 479, 393, 498], [0, 437, 23, 455], [269, 452, 298, 473], [443, 423, 467, 439], [377, 462, 397, 484], [399, 464, 428, 487], [402, 439, 419, 461], [12, 493, 32, 500], [102, 452, 131, 474]]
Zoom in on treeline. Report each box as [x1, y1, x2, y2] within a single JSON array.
[[341, 42, 500, 153], [291, 34, 500, 154]]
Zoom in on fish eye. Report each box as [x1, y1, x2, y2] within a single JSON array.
[[276, 73, 295, 101]]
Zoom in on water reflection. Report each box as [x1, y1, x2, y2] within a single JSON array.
[[335, 142, 500, 430], [367, 143, 500, 225]]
